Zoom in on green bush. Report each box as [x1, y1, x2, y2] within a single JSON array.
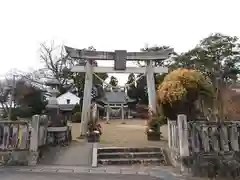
[[2, 107, 33, 120], [147, 114, 166, 133], [72, 104, 81, 114], [72, 112, 81, 122]]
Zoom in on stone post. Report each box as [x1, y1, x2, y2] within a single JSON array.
[[121, 104, 125, 124], [92, 103, 97, 121], [128, 108, 131, 119], [106, 105, 110, 123], [177, 114, 189, 172], [28, 115, 40, 166], [96, 105, 99, 121], [41, 115, 48, 145], [167, 120, 172, 148], [230, 123, 239, 151]]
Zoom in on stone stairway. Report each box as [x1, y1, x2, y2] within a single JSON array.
[[97, 147, 168, 166]]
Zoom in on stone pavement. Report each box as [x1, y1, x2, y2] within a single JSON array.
[[1, 171, 162, 180], [0, 165, 185, 180], [39, 141, 93, 166]]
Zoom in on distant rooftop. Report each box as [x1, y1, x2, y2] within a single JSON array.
[[97, 90, 136, 104]]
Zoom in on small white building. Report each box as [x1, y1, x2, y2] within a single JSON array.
[[57, 92, 80, 105], [56, 92, 81, 121]]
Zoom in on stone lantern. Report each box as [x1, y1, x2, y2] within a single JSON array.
[[45, 78, 61, 126], [45, 78, 60, 109]]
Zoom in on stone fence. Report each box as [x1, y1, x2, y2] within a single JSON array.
[[168, 115, 240, 177], [0, 115, 48, 165]]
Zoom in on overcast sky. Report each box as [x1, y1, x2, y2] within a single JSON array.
[[0, 0, 240, 85]]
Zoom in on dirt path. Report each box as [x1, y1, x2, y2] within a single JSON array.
[[74, 119, 168, 147]]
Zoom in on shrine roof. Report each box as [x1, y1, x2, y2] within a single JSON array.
[[96, 91, 136, 104]]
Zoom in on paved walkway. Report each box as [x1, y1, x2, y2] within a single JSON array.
[[0, 165, 184, 180], [39, 141, 92, 166], [1, 171, 162, 180]]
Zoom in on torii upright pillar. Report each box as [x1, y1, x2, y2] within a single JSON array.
[[80, 60, 93, 137], [146, 60, 157, 113]]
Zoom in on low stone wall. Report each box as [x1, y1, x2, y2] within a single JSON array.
[[168, 115, 240, 178], [0, 121, 30, 150], [0, 115, 48, 166], [0, 151, 29, 165]]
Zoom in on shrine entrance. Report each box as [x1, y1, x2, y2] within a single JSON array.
[[64, 46, 173, 137]]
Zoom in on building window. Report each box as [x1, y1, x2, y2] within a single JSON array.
[[66, 99, 70, 104]]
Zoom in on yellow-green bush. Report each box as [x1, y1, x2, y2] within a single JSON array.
[[157, 68, 214, 120], [157, 68, 213, 104]]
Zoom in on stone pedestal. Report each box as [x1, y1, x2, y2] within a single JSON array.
[[28, 151, 39, 166]]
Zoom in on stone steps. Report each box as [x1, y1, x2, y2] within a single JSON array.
[[97, 147, 168, 166], [98, 152, 163, 159], [99, 158, 164, 166], [98, 147, 162, 153]]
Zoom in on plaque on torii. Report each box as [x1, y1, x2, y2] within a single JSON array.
[[64, 46, 173, 137]]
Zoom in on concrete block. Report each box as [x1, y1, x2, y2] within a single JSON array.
[[92, 143, 98, 167], [41, 168, 58, 172], [57, 168, 74, 173]]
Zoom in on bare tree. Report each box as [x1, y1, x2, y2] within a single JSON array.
[[0, 79, 11, 115], [5, 69, 47, 91], [39, 42, 71, 92], [39, 42, 108, 97]]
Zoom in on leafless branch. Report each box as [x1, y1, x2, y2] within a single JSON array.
[[39, 41, 71, 87]]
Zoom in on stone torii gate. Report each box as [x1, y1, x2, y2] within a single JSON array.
[[64, 46, 172, 137]]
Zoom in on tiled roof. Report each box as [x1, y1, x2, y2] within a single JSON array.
[[58, 104, 75, 111], [97, 91, 136, 104]]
